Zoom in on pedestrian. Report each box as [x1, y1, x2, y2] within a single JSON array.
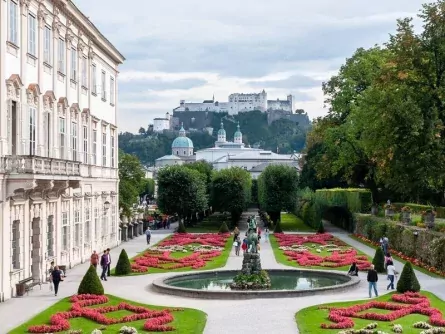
[[106, 248, 111, 276], [257, 228, 261, 242], [347, 262, 359, 276], [242, 237, 248, 253], [384, 252, 393, 268], [233, 226, 240, 242], [90, 250, 99, 269], [167, 219, 171, 229], [386, 261, 398, 290], [48, 261, 55, 291], [367, 264, 379, 298], [100, 250, 109, 281], [265, 228, 270, 242], [234, 236, 241, 256], [145, 227, 151, 244], [50, 265, 63, 296], [382, 237, 389, 255]]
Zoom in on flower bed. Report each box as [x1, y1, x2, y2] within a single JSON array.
[[274, 233, 371, 270], [27, 294, 183, 333], [319, 292, 445, 330], [132, 233, 230, 273], [353, 234, 445, 277]]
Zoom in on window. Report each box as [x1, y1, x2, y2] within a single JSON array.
[[81, 57, 87, 87], [46, 216, 54, 258], [101, 71, 106, 100], [74, 201, 81, 247], [29, 107, 36, 155], [58, 39, 65, 73], [85, 200, 91, 243], [43, 26, 51, 63], [62, 211, 69, 251], [101, 206, 108, 239], [92, 64, 97, 93], [111, 134, 115, 168], [92, 129, 97, 165], [111, 204, 116, 235], [110, 77, 115, 104], [71, 121, 77, 161], [28, 14, 36, 56], [8, 0, 18, 44], [94, 207, 99, 240], [83, 126, 88, 163], [59, 117, 65, 159], [11, 220, 20, 270], [45, 113, 51, 156], [102, 131, 106, 166], [71, 48, 77, 81]]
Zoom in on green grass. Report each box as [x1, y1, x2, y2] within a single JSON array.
[[296, 291, 444, 333], [270, 235, 372, 271], [349, 234, 445, 279], [186, 214, 229, 233], [10, 294, 207, 334], [118, 235, 233, 276], [280, 213, 315, 232]]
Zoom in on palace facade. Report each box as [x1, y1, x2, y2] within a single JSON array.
[[0, 0, 124, 301]]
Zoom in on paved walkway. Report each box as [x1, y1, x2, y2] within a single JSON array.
[[1, 216, 444, 334]]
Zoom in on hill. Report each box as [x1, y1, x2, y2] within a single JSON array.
[[119, 110, 310, 165]]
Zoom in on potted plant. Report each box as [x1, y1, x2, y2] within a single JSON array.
[[421, 209, 436, 229], [371, 203, 379, 216], [400, 206, 412, 224], [384, 204, 395, 217]]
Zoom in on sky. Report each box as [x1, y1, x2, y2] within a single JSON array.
[[75, 0, 426, 133]]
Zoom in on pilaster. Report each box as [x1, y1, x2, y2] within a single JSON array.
[[19, 0, 29, 156], [0, 0, 7, 156], [37, 9, 45, 156]]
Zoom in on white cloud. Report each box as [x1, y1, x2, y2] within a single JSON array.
[[75, 0, 426, 132]]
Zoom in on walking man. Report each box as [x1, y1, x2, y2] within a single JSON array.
[[145, 227, 151, 245], [367, 264, 379, 298], [106, 248, 111, 277], [100, 250, 108, 281], [50, 266, 63, 296], [90, 250, 99, 269]]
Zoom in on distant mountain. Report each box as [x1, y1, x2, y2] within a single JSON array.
[[119, 110, 310, 166]]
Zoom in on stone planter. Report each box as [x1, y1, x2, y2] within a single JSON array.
[[385, 209, 395, 218], [424, 213, 435, 229], [401, 211, 412, 224], [371, 206, 378, 216]]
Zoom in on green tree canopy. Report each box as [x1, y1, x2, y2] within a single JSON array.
[[211, 167, 252, 225], [119, 150, 145, 217], [157, 165, 208, 220], [258, 164, 299, 223]]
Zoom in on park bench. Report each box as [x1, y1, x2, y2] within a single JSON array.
[[16, 277, 42, 296]]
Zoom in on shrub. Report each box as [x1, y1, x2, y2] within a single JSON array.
[[317, 221, 325, 234], [78, 265, 104, 295], [115, 249, 132, 276], [274, 219, 283, 233], [177, 220, 186, 233], [219, 221, 229, 233], [372, 247, 385, 273], [396, 262, 421, 293]]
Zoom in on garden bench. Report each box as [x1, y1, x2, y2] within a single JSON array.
[[16, 277, 42, 296]]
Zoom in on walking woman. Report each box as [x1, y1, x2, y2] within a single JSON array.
[[233, 226, 240, 242], [386, 260, 397, 290], [50, 266, 63, 296]]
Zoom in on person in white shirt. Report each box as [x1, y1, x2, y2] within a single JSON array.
[[386, 260, 397, 290]]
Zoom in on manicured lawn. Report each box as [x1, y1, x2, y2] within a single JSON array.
[[280, 213, 315, 232], [350, 234, 445, 279], [10, 294, 207, 334], [186, 214, 228, 233], [123, 234, 233, 275], [296, 291, 445, 333], [270, 233, 372, 271]]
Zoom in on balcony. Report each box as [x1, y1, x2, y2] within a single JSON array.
[[0, 156, 81, 176]]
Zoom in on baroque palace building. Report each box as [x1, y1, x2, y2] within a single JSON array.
[[0, 0, 124, 301]]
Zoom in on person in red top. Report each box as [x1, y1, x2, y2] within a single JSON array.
[[90, 250, 99, 269], [257, 228, 262, 242]]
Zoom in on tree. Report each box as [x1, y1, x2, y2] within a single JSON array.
[[78, 265, 104, 295], [274, 220, 283, 233], [372, 247, 385, 273], [257, 165, 299, 224], [211, 167, 252, 226], [157, 165, 208, 225], [184, 160, 214, 195], [396, 262, 421, 293], [139, 178, 155, 200], [115, 249, 132, 276], [119, 150, 145, 217], [219, 221, 229, 233]]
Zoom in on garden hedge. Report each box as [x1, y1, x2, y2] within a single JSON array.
[[391, 202, 445, 218], [354, 213, 445, 273]]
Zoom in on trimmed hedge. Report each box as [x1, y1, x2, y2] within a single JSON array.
[[316, 188, 372, 213], [392, 202, 445, 219], [78, 265, 104, 295], [397, 262, 421, 293], [115, 249, 132, 275], [354, 213, 445, 273]]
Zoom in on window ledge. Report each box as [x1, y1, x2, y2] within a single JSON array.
[[43, 61, 52, 69], [110, 103, 115, 107], [92, 92, 97, 96], [70, 79, 77, 85], [6, 41, 19, 57], [9, 268, 24, 275], [57, 71, 66, 77], [101, 98, 107, 102]]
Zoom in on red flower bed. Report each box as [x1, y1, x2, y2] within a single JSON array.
[[132, 233, 230, 273], [353, 234, 445, 277], [320, 292, 445, 329], [27, 294, 183, 333], [275, 233, 371, 270]]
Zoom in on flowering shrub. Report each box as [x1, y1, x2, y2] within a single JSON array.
[[132, 233, 230, 273], [320, 292, 445, 330], [353, 234, 445, 277], [392, 324, 403, 333], [27, 294, 183, 333], [275, 233, 371, 270]]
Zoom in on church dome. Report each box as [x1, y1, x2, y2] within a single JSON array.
[[172, 123, 194, 149], [218, 122, 226, 136], [234, 122, 242, 138]]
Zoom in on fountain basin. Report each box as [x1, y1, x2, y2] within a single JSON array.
[[152, 269, 360, 299]]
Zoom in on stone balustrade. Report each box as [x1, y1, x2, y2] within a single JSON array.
[[0, 156, 81, 176]]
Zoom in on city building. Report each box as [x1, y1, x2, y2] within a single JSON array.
[[173, 90, 294, 115], [0, 0, 124, 301], [153, 112, 171, 132], [155, 121, 300, 176]]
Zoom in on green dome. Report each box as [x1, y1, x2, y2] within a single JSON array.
[[234, 122, 242, 138], [172, 136, 194, 148], [218, 120, 226, 136]]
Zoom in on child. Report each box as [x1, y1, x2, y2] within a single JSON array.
[[242, 237, 248, 253]]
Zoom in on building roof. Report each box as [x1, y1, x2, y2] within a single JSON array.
[[228, 151, 295, 161], [249, 161, 300, 173], [154, 118, 168, 121], [172, 136, 194, 148], [156, 155, 182, 161]]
